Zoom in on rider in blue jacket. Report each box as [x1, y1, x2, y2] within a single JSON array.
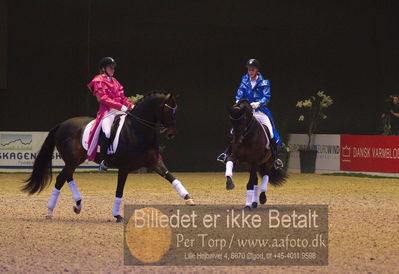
[[218, 58, 283, 169]]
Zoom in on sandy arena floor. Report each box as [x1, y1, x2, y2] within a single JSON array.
[[0, 172, 398, 273]]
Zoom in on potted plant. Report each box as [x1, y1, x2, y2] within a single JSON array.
[[296, 91, 333, 173]]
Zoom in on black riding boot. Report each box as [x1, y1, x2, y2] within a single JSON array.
[[217, 144, 232, 164], [270, 138, 284, 169], [98, 137, 111, 171]]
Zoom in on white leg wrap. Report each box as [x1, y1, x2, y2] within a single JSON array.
[[252, 185, 259, 203], [68, 180, 82, 202], [172, 179, 189, 199], [48, 188, 61, 210], [261, 175, 269, 193], [246, 190, 254, 206], [112, 197, 123, 217], [225, 161, 234, 178]]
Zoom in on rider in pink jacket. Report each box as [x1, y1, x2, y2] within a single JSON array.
[[87, 57, 133, 170]]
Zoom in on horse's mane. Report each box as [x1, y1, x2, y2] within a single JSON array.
[[135, 90, 171, 106]]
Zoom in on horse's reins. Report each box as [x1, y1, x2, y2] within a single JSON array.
[[97, 110, 158, 130], [230, 114, 256, 140], [230, 113, 270, 163], [239, 116, 257, 138], [229, 112, 246, 121], [125, 111, 160, 130], [125, 103, 177, 131], [230, 110, 269, 144]]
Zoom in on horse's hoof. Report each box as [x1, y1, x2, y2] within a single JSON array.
[[45, 215, 53, 219], [115, 215, 124, 223], [185, 199, 195, 206], [73, 205, 81, 214], [251, 202, 258, 209], [259, 192, 267, 205], [244, 206, 252, 211], [226, 177, 235, 190]]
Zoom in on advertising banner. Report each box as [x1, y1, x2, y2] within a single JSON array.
[[288, 134, 340, 172], [340, 135, 399, 173], [0, 132, 97, 170]]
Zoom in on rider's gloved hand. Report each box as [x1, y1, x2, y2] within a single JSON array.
[[250, 102, 260, 109], [121, 105, 128, 112]]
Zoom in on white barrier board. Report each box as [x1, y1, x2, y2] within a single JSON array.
[[0, 132, 97, 171], [288, 134, 340, 172]]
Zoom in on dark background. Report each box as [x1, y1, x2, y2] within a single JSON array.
[[1, 0, 399, 171]]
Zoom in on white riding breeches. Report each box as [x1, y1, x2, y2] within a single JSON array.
[[253, 111, 274, 139], [101, 109, 125, 138]]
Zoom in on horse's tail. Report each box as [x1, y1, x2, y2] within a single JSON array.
[[22, 125, 59, 195], [269, 166, 288, 187]]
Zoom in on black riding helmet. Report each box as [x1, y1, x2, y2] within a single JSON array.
[[246, 58, 260, 69], [99, 57, 116, 69]]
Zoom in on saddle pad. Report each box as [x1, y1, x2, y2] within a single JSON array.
[[82, 114, 126, 154]]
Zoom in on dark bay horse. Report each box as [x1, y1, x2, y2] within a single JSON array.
[[224, 99, 287, 209], [22, 92, 194, 222]]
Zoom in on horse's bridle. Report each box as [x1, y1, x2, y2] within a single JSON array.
[[165, 103, 177, 114], [159, 101, 177, 133], [230, 113, 256, 141]]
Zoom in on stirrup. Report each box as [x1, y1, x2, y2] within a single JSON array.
[[274, 158, 284, 169], [99, 160, 108, 171], [217, 153, 227, 164]]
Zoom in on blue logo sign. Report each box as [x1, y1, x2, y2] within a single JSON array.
[[0, 134, 33, 151]]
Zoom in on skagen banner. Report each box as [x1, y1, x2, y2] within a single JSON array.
[[123, 205, 328, 266], [0, 132, 97, 169]]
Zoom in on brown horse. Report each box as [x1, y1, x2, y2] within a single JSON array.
[[22, 92, 194, 222], [224, 99, 287, 209]]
